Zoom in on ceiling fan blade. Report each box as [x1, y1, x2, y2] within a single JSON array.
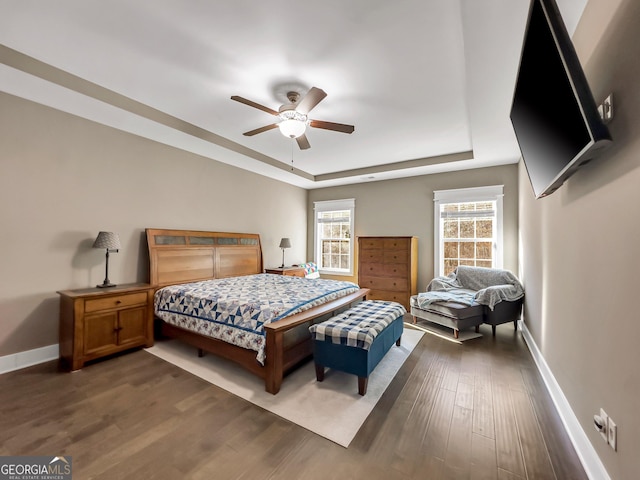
[[295, 87, 327, 115], [296, 134, 311, 150], [309, 120, 355, 134], [231, 95, 279, 116], [243, 124, 278, 136]]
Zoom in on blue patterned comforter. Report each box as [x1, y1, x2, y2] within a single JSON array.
[[154, 273, 360, 364]]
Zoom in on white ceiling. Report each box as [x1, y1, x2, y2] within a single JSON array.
[[0, 0, 587, 189]]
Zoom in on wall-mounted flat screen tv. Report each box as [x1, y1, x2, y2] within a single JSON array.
[[510, 0, 611, 198]]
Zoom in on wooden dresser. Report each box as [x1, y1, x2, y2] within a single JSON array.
[[58, 283, 154, 370], [357, 236, 418, 310]]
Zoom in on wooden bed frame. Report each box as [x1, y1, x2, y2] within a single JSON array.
[[146, 228, 369, 394]]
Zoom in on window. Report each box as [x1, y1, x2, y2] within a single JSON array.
[[434, 186, 503, 277], [314, 199, 355, 275]]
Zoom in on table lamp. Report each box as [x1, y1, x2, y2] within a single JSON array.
[[93, 231, 121, 288], [279, 237, 291, 268]]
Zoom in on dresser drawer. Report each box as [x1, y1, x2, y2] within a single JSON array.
[[265, 267, 306, 277], [367, 289, 408, 306], [383, 238, 409, 250], [360, 262, 385, 276], [361, 249, 408, 264], [359, 238, 385, 250], [359, 249, 384, 264], [360, 276, 408, 292], [85, 292, 148, 313], [360, 263, 408, 277], [284, 268, 306, 277], [383, 263, 408, 277], [383, 249, 408, 264]]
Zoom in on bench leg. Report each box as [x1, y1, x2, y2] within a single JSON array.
[[396, 336, 401, 347], [492, 325, 497, 336], [315, 363, 325, 382], [475, 325, 480, 333], [197, 348, 204, 358], [454, 329, 459, 339], [358, 376, 368, 396]]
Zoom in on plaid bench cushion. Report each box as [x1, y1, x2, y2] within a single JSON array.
[[309, 300, 407, 350]]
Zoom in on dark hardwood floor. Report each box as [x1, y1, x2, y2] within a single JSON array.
[[0, 323, 587, 479]]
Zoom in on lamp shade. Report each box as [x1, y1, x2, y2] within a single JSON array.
[[279, 237, 291, 249], [93, 231, 121, 250]]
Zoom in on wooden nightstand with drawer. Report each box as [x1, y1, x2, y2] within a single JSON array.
[[57, 283, 154, 370], [264, 267, 306, 277]]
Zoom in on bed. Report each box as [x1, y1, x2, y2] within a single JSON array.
[[146, 228, 370, 394]]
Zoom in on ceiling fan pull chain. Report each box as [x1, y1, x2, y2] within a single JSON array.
[[291, 138, 295, 171]]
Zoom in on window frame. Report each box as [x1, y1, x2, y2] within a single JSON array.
[[433, 185, 504, 277], [313, 198, 355, 276]]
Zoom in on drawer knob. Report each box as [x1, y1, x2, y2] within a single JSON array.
[[115, 300, 122, 305]]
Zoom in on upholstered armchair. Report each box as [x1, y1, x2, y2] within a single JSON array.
[[410, 266, 524, 338]]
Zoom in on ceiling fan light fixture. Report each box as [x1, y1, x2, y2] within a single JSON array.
[[278, 109, 308, 138], [232, 87, 354, 148], [278, 119, 307, 138]]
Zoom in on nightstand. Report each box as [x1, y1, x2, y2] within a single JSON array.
[[265, 266, 306, 278], [57, 283, 155, 370]]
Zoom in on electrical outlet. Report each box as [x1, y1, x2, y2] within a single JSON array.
[[608, 416, 617, 451], [598, 93, 614, 124], [594, 408, 608, 442]]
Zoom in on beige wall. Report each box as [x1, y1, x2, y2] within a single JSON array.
[[307, 164, 519, 290], [518, 0, 640, 478], [0, 92, 307, 357]]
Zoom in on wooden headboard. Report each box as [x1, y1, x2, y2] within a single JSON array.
[[146, 228, 263, 287]]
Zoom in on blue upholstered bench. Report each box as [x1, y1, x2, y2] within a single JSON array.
[[309, 300, 406, 395]]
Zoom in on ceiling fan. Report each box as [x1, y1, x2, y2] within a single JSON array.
[[231, 87, 354, 150]]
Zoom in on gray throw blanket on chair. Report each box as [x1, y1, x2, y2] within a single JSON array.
[[419, 266, 524, 310]]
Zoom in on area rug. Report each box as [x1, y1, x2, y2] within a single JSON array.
[[145, 326, 423, 447]]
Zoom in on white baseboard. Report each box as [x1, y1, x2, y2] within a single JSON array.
[[0, 344, 59, 375], [519, 321, 610, 480]]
